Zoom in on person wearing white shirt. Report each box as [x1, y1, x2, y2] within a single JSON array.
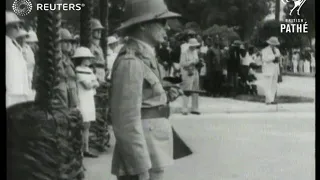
[[260, 36, 281, 105], [6, 11, 31, 107], [106, 36, 119, 80], [16, 29, 36, 101], [180, 38, 201, 115], [292, 51, 299, 73], [304, 60, 311, 74]]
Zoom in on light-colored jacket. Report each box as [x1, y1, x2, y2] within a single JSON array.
[[6, 36, 30, 107], [22, 44, 35, 89], [110, 38, 172, 176], [261, 46, 280, 76], [180, 49, 200, 91]]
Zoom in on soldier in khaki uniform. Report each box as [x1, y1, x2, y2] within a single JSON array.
[[89, 19, 106, 83], [58, 28, 79, 109], [110, 0, 182, 179]]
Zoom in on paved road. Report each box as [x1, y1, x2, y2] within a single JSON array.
[[84, 112, 315, 180]]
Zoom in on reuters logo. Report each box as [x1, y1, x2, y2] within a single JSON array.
[[12, 0, 33, 16]]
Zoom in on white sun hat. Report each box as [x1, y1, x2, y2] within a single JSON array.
[[188, 38, 200, 47], [72, 47, 95, 59], [107, 36, 119, 45]]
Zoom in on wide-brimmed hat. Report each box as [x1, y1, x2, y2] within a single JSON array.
[[232, 40, 242, 47], [188, 38, 200, 47], [266, 36, 280, 46], [6, 11, 23, 25], [26, 30, 38, 42], [107, 36, 118, 45], [116, 0, 181, 31], [90, 19, 104, 30], [72, 47, 95, 59]]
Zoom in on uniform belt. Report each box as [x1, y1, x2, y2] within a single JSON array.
[[141, 105, 170, 119]]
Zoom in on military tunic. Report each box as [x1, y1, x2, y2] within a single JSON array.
[[90, 41, 106, 82], [62, 53, 79, 108], [110, 38, 173, 177]]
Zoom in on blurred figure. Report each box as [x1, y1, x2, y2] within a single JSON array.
[[180, 38, 201, 115], [292, 50, 299, 73], [16, 29, 36, 100], [89, 19, 106, 83], [58, 28, 79, 109], [106, 36, 119, 80], [261, 36, 281, 105], [6, 11, 30, 107], [298, 50, 304, 73], [26, 30, 39, 90], [206, 41, 223, 96], [169, 37, 181, 77], [227, 40, 242, 96], [311, 52, 316, 73], [157, 40, 171, 77]]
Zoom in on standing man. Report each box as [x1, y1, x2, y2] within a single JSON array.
[[89, 18, 106, 83], [227, 40, 242, 96], [261, 36, 281, 105], [180, 38, 201, 115], [206, 42, 223, 96], [110, 0, 181, 179], [6, 11, 30, 107], [58, 28, 79, 109], [106, 36, 119, 80]]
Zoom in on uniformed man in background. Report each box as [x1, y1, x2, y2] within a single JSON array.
[[89, 19, 106, 83], [110, 0, 182, 179]]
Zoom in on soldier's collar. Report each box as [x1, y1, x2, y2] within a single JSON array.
[[129, 37, 156, 57]]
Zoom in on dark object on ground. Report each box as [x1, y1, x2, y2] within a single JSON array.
[[172, 127, 192, 160], [190, 111, 201, 115], [234, 95, 314, 104], [84, 151, 99, 158], [163, 76, 182, 84], [184, 90, 206, 96]]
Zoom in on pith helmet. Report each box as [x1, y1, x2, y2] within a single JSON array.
[[107, 36, 118, 45], [266, 36, 280, 46], [6, 11, 23, 25], [116, 0, 181, 31], [58, 28, 74, 41], [26, 30, 38, 42], [90, 19, 104, 30], [72, 47, 95, 59], [188, 38, 200, 47]]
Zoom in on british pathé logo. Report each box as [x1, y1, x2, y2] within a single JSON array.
[[280, 0, 308, 33], [12, 0, 85, 16]]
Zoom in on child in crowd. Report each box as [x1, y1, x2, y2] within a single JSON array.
[[72, 47, 100, 158]]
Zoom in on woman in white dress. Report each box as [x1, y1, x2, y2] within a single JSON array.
[[73, 47, 99, 158]]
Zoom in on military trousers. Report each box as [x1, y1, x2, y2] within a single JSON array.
[[264, 73, 278, 103]]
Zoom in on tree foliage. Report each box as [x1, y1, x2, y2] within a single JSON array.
[[165, 0, 273, 40]]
